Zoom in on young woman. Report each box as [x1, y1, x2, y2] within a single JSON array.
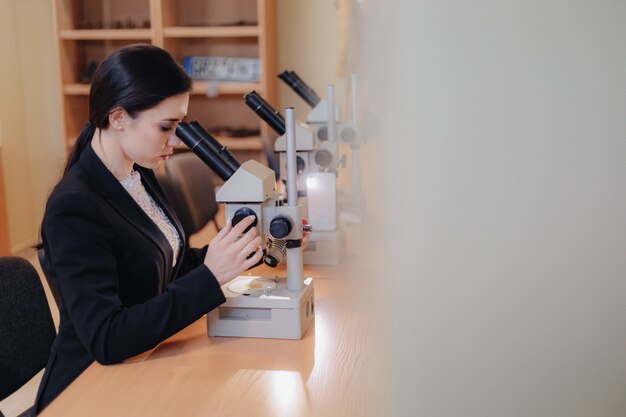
[[33, 44, 263, 414]]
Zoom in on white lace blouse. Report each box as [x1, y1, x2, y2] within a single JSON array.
[[119, 170, 181, 266]]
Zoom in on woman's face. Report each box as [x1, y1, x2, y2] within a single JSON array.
[[119, 92, 190, 170]]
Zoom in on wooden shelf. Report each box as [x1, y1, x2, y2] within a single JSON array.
[[63, 84, 90, 95], [163, 26, 259, 38], [190, 82, 261, 96], [59, 29, 152, 40], [53, 0, 277, 164], [0, 146, 9, 255], [175, 136, 263, 152], [69, 136, 262, 152], [218, 136, 263, 151], [64, 82, 263, 96]]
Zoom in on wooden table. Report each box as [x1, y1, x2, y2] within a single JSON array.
[[39, 263, 390, 417]]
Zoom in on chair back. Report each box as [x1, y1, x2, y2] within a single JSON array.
[[0, 256, 56, 401], [156, 151, 219, 239]]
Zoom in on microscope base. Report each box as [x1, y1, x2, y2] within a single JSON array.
[[303, 229, 345, 265], [207, 276, 315, 340]]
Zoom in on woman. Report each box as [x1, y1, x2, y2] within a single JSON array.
[[33, 44, 263, 414]]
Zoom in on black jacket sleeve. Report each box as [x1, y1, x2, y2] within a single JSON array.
[[43, 190, 225, 365]]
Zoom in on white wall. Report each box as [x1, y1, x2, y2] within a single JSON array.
[[15, 0, 65, 231], [0, 0, 64, 253], [0, 0, 36, 252], [355, 1, 626, 416], [276, 0, 347, 119], [277, 0, 354, 192]]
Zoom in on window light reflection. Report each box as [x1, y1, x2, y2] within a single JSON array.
[[268, 370, 307, 416]]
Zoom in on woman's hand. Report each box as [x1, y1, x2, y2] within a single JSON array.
[[203, 215, 263, 286]]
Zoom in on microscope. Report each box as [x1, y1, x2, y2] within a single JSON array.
[[245, 91, 345, 266], [175, 111, 314, 340], [279, 71, 364, 224]]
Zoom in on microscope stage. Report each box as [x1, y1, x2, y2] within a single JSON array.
[[207, 275, 315, 339]]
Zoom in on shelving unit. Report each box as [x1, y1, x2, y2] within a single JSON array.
[[0, 146, 9, 255], [52, 0, 277, 164]]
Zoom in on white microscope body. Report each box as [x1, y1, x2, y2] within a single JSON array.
[[274, 127, 344, 266], [278, 72, 365, 261], [245, 91, 345, 265], [297, 74, 363, 225], [176, 114, 314, 340]]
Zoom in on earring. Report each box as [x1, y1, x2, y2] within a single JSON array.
[[116, 124, 122, 130]]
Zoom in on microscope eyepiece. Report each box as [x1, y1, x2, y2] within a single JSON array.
[[244, 91, 286, 135], [288, 71, 321, 106], [175, 122, 235, 181], [188, 120, 241, 172], [278, 70, 321, 108]]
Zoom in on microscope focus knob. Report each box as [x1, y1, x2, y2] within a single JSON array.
[[296, 156, 305, 174], [315, 149, 333, 167], [232, 207, 258, 233], [316, 125, 329, 142], [340, 125, 357, 143], [269, 216, 293, 239]]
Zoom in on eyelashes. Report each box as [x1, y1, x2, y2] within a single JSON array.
[[160, 126, 173, 132]]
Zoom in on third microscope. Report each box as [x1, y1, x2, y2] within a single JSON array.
[[279, 71, 364, 224]]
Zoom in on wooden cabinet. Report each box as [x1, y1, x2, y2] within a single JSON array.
[[0, 146, 9, 255], [52, 0, 277, 163]]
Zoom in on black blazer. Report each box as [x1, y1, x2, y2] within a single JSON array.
[[34, 145, 225, 414]]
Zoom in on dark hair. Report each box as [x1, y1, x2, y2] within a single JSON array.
[[64, 44, 192, 174]]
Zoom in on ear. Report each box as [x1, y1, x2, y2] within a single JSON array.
[[108, 107, 128, 130]]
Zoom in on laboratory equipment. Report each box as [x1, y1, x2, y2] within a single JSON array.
[[176, 113, 314, 339], [245, 91, 345, 265]]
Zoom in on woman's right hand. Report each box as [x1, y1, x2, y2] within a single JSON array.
[[203, 215, 263, 286]]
